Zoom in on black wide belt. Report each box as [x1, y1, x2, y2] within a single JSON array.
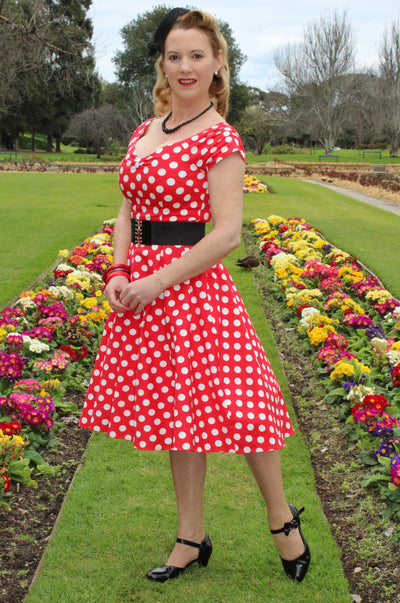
[[131, 219, 206, 245]]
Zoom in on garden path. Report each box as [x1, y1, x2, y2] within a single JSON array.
[[304, 179, 400, 216]]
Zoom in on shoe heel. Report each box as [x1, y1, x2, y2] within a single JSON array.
[[197, 534, 213, 567]]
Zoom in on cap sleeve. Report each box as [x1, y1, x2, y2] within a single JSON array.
[[205, 123, 245, 172]]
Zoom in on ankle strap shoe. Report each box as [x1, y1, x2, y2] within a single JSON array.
[[270, 504, 310, 582], [146, 534, 212, 582]]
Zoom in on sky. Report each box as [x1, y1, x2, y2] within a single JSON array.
[[89, 1, 400, 91]]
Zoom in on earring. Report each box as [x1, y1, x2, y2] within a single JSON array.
[[164, 73, 168, 80]]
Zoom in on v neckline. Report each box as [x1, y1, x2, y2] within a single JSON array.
[[131, 119, 226, 160]]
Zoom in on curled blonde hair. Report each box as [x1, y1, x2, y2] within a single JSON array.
[[153, 10, 230, 118]]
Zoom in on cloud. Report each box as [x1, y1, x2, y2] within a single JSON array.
[[89, 0, 400, 89]]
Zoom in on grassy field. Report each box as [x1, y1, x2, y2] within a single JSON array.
[[255, 177, 400, 300], [246, 149, 400, 165], [26, 219, 349, 603], [0, 173, 122, 308], [6, 146, 400, 167], [3, 172, 400, 601]]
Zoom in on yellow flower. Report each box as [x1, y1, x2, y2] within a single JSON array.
[[58, 249, 69, 257], [365, 289, 392, 304], [330, 361, 356, 381], [340, 299, 365, 314], [268, 215, 287, 226], [307, 324, 336, 346], [80, 297, 100, 310], [102, 300, 111, 313], [353, 359, 371, 374]]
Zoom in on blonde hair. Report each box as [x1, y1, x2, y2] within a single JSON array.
[[153, 10, 230, 118]]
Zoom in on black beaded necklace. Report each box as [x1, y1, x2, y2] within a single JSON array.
[[161, 101, 213, 134]]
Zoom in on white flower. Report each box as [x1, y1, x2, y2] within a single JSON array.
[[47, 286, 75, 300], [270, 252, 298, 270], [387, 350, 400, 366], [29, 339, 50, 353], [17, 297, 37, 309], [300, 307, 320, 320], [346, 385, 375, 403], [371, 337, 390, 352]]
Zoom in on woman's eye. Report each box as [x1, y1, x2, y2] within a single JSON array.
[[168, 54, 179, 61], [193, 53, 204, 59]]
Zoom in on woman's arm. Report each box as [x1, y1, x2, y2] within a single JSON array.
[[119, 152, 245, 315], [104, 198, 132, 312]]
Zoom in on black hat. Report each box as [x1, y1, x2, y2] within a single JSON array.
[[147, 7, 190, 56]]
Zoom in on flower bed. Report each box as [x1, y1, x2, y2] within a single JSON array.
[[0, 222, 115, 508], [243, 175, 270, 193], [250, 215, 400, 518]]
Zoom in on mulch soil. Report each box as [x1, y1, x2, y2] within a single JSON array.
[[1, 228, 400, 603]]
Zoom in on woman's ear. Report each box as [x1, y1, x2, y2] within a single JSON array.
[[216, 49, 223, 72]]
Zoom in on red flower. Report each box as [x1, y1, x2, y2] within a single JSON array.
[[362, 394, 390, 413], [0, 420, 22, 435], [352, 394, 390, 418], [392, 363, 400, 387], [79, 345, 88, 359], [1, 468, 11, 493], [58, 345, 78, 361]]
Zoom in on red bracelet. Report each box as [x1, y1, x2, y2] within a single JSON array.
[[103, 263, 130, 283], [104, 270, 130, 285]]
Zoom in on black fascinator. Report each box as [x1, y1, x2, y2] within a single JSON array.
[[147, 7, 190, 56]]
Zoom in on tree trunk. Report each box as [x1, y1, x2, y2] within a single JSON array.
[[46, 135, 53, 153], [31, 132, 36, 152], [55, 135, 61, 153]]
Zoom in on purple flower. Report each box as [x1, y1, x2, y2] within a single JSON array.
[[342, 380, 358, 391], [365, 325, 386, 339]]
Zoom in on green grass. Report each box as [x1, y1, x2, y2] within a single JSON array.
[[246, 149, 400, 165], [12, 150, 125, 163], [251, 177, 400, 300], [4, 172, 399, 601], [26, 228, 349, 602], [0, 173, 122, 308]]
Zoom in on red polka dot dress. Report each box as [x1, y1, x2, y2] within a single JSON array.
[[79, 120, 295, 453]]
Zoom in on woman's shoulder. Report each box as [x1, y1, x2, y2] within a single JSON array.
[[199, 121, 245, 170]]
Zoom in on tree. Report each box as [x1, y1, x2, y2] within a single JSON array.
[[113, 5, 248, 127], [238, 105, 270, 154], [377, 20, 400, 157], [0, 0, 99, 149], [65, 105, 130, 158], [274, 11, 355, 154], [0, 0, 47, 118]]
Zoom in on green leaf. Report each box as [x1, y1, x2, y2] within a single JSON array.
[[377, 456, 391, 469], [362, 474, 391, 487], [24, 448, 46, 466], [7, 459, 37, 488]]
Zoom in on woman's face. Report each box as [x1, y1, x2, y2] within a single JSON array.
[[162, 27, 223, 102]]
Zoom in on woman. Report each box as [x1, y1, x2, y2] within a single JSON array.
[[79, 7, 310, 584]]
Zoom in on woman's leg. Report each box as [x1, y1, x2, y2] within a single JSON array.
[[166, 450, 207, 568], [245, 450, 305, 561]]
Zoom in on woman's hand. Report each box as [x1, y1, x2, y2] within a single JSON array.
[[104, 275, 131, 313], [119, 274, 164, 315]]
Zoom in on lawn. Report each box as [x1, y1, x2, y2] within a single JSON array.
[[26, 222, 349, 603], [2, 173, 400, 601], [246, 149, 400, 165], [0, 173, 122, 308]]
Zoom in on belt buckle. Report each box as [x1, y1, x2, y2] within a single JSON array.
[[134, 219, 142, 244]]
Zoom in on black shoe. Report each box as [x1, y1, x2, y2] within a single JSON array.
[[270, 504, 310, 582], [146, 534, 212, 582]]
